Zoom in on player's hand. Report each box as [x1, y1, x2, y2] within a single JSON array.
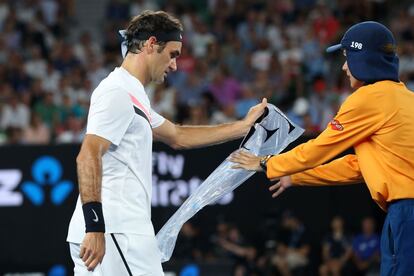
[[269, 176, 292, 198], [243, 98, 268, 129], [80, 232, 105, 271], [230, 150, 262, 171]]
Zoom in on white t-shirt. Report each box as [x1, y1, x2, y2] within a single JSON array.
[[67, 67, 165, 243]]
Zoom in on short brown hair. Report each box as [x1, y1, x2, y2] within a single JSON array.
[[125, 10, 183, 54]]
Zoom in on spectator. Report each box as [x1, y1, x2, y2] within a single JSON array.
[[55, 115, 84, 144], [0, 0, 10, 29], [176, 45, 196, 74], [57, 93, 84, 124], [0, 94, 30, 130], [216, 224, 257, 275], [191, 20, 215, 58], [183, 103, 210, 125], [52, 43, 80, 74], [24, 46, 47, 80], [22, 112, 50, 144], [223, 36, 247, 80], [351, 217, 380, 276], [286, 97, 310, 128], [209, 220, 230, 259], [73, 31, 102, 66], [271, 211, 310, 276], [319, 216, 352, 276], [209, 65, 241, 108], [41, 62, 61, 94], [251, 38, 272, 71], [176, 72, 207, 107], [39, 0, 59, 27], [7, 52, 32, 93], [34, 91, 60, 129], [312, 4, 340, 44], [4, 126, 22, 145], [235, 83, 259, 119], [129, 0, 159, 17], [173, 222, 203, 261]]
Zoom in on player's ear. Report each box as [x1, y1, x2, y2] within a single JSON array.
[[146, 36, 157, 53]]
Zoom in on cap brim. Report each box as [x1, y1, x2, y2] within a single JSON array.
[[326, 44, 342, 53]]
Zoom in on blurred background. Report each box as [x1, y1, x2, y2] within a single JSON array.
[[0, 0, 414, 275]]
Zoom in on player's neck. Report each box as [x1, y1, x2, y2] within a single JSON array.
[[121, 54, 149, 86]]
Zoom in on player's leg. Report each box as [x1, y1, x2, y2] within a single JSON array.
[[124, 233, 164, 276], [389, 200, 414, 276], [70, 233, 164, 275], [69, 233, 131, 276], [380, 213, 394, 276], [381, 199, 414, 276]]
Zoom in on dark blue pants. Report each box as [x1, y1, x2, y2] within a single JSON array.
[[380, 199, 414, 276]]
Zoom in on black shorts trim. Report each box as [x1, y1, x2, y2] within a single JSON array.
[[110, 233, 133, 276]]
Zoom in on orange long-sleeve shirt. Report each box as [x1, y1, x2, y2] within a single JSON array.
[[266, 81, 414, 211]]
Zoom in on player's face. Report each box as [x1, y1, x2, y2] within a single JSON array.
[[342, 61, 364, 89], [342, 51, 363, 89], [151, 41, 181, 83]]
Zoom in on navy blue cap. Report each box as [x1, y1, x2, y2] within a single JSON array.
[[326, 21, 399, 84]]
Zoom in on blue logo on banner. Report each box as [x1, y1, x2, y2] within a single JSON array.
[[21, 156, 74, 205], [180, 264, 200, 276], [48, 264, 67, 276]]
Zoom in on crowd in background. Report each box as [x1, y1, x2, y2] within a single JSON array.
[[1, 0, 414, 145], [174, 211, 381, 276]]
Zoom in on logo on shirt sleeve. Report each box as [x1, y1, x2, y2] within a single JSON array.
[[330, 119, 344, 131]]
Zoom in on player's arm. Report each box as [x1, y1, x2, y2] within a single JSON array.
[[289, 154, 363, 186], [265, 88, 388, 179], [76, 134, 111, 271], [77, 134, 111, 203], [75, 87, 133, 271], [268, 155, 362, 198], [153, 99, 267, 149], [231, 87, 386, 178]]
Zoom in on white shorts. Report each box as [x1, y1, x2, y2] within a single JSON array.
[[69, 233, 164, 276]]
